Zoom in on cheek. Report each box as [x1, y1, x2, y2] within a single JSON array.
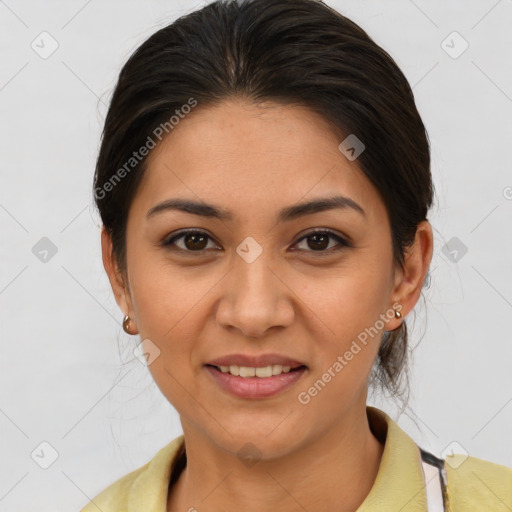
[[126, 255, 211, 366], [302, 263, 389, 336], [300, 267, 388, 388], [127, 253, 211, 340]]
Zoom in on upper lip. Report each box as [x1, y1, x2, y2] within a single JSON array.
[[206, 353, 306, 369]]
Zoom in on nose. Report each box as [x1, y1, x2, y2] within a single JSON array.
[[215, 251, 295, 339]]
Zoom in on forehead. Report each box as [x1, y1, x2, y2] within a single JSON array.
[[131, 99, 384, 223]]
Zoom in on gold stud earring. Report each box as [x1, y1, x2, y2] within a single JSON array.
[[386, 304, 404, 332], [123, 314, 135, 334]]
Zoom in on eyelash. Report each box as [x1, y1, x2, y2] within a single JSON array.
[[161, 228, 352, 256]]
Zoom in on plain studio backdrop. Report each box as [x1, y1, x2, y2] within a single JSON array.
[[1, 0, 511, 510]]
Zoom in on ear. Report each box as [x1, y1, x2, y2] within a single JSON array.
[[387, 220, 434, 330], [101, 226, 133, 317]]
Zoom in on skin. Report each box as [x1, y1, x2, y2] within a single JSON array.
[[102, 98, 433, 512]]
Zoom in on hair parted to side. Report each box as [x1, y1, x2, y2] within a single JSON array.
[[93, 0, 435, 409]]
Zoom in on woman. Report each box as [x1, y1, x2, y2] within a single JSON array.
[[82, 0, 512, 510]]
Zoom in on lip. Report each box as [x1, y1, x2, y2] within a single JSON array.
[[205, 365, 308, 399], [206, 353, 306, 369]]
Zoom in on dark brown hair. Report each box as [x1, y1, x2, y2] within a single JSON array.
[[93, 0, 435, 407]]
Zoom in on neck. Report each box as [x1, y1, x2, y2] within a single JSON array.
[[167, 406, 385, 512]]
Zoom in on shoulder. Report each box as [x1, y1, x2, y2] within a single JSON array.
[[80, 436, 185, 512], [445, 453, 512, 510], [80, 462, 150, 512]]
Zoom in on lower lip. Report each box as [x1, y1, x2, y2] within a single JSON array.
[[205, 365, 307, 399]]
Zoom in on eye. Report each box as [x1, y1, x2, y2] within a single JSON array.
[[162, 229, 219, 253], [161, 228, 351, 255], [292, 229, 352, 254]]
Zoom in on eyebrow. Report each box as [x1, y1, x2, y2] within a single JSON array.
[[146, 195, 366, 223]]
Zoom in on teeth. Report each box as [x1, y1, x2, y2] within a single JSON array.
[[217, 364, 295, 378], [256, 366, 272, 378]]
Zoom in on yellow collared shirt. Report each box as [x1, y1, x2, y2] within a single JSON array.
[[80, 406, 512, 511]]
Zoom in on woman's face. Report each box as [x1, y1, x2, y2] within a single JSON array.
[[103, 98, 428, 459]]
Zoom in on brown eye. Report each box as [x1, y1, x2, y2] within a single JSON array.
[[293, 230, 351, 254], [162, 230, 218, 253], [305, 232, 330, 250], [182, 232, 208, 250]]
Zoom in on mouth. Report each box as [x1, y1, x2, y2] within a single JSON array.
[[204, 363, 308, 399], [206, 363, 307, 378]]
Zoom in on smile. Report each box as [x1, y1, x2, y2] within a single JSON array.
[[215, 364, 296, 377], [205, 364, 308, 399]]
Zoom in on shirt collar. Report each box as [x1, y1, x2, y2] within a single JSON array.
[[127, 406, 428, 512], [358, 406, 428, 511]]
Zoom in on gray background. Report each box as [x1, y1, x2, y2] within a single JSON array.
[[1, 0, 511, 510]]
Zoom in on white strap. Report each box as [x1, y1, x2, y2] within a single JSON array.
[[421, 459, 445, 512]]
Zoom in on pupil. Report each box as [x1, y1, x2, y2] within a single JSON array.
[[186, 233, 207, 250], [309, 233, 328, 250]]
